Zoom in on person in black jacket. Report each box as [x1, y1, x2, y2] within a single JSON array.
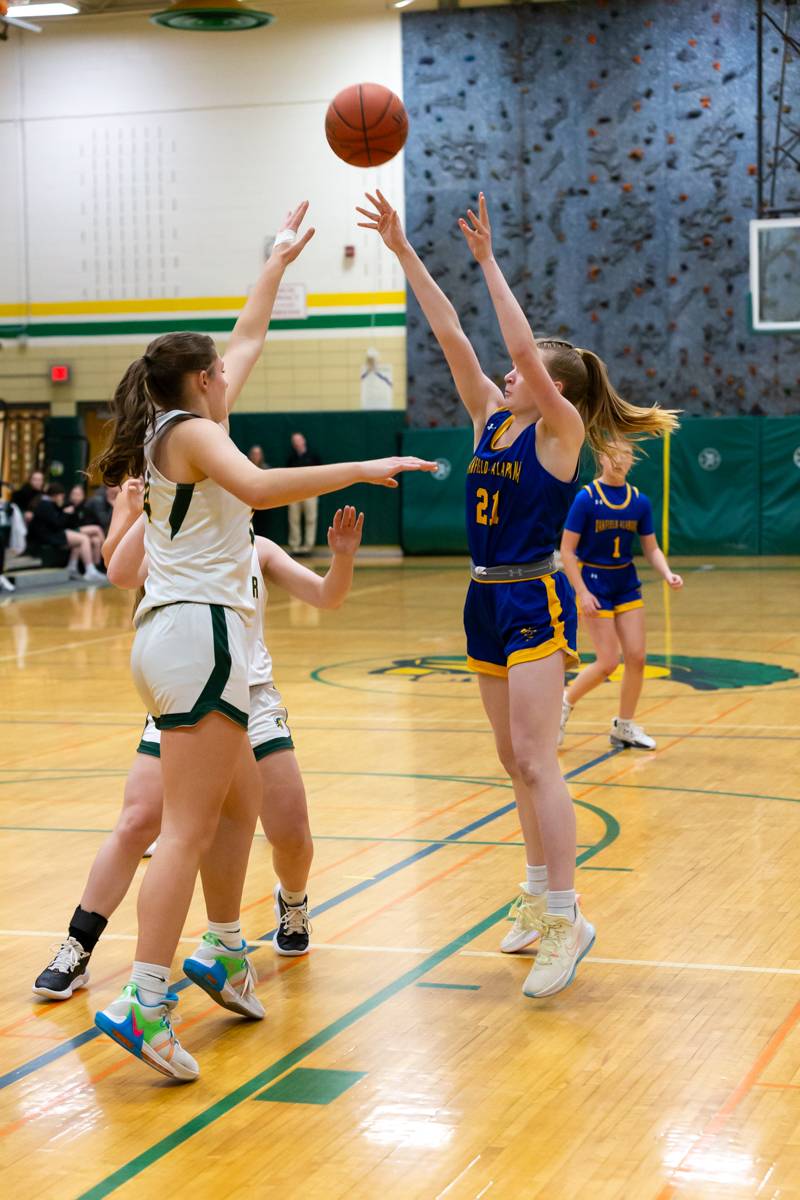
[[64, 483, 106, 565], [286, 432, 321, 555], [11, 469, 45, 525], [28, 483, 103, 581]]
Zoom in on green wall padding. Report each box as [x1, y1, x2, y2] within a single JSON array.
[[229, 411, 405, 546], [401, 417, 800, 556], [400, 427, 473, 553], [44, 416, 87, 488], [668, 417, 761, 554], [760, 417, 800, 554]]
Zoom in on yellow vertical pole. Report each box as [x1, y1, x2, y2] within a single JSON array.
[[662, 432, 672, 667], [662, 430, 670, 556]]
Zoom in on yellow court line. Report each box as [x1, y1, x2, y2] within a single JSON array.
[[0, 291, 406, 318]]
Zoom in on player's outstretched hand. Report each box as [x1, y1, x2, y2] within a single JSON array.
[[666, 572, 683, 589], [577, 587, 602, 618], [328, 506, 365, 557], [458, 192, 493, 263], [271, 201, 315, 264], [360, 456, 438, 489], [356, 190, 408, 255]]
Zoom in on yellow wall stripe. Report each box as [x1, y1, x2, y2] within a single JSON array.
[[0, 291, 406, 319]]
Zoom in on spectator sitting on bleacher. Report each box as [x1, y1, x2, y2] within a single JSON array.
[[27, 482, 104, 583], [83, 483, 119, 535], [64, 483, 106, 567], [11, 470, 45, 524]]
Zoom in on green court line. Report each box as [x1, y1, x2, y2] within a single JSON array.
[[76, 783, 618, 1198], [415, 982, 481, 991], [0, 825, 592, 854], [579, 866, 633, 872], [575, 780, 800, 806]]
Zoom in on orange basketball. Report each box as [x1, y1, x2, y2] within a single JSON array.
[[325, 82, 408, 168]]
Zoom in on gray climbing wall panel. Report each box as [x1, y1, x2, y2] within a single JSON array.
[[402, 0, 800, 426]]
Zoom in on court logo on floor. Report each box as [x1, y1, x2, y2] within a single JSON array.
[[366, 653, 796, 691]]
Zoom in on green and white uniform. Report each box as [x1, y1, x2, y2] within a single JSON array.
[[131, 409, 254, 730], [138, 542, 294, 758]]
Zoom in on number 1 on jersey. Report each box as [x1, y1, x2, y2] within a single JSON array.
[[612, 535, 620, 559], [476, 488, 500, 527]]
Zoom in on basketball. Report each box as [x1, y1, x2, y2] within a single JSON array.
[[325, 82, 408, 168]]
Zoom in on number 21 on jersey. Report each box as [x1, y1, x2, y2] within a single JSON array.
[[476, 488, 500, 526]]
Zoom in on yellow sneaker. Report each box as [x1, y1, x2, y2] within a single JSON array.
[[500, 886, 547, 954], [522, 909, 595, 998]]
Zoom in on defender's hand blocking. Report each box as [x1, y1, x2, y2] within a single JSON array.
[[458, 192, 493, 263], [328, 506, 365, 557], [356, 190, 408, 255], [360, 456, 438, 489], [271, 200, 315, 264]]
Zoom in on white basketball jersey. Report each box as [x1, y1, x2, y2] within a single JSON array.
[[135, 410, 255, 627], [248, 544, 273, 686]]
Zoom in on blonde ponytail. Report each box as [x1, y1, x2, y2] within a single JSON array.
[[577, 349, 679, 460], [536, 339, 679, 464]]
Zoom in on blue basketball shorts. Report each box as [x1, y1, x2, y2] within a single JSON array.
[[579, 562, 643, 618], [464, 571, 579, 678]]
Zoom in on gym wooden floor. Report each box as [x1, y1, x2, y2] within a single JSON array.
[[0, 557, 798, 1200]]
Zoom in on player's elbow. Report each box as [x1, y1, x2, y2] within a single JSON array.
[[106, 561, 135, 589]]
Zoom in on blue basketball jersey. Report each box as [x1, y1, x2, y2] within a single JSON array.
[[466, 411, 578, 566], [564, 480, 654, 567]]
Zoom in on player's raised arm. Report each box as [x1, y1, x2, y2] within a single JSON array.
[[459, 193, 585, 461], [222, 201, 315, 411], [357, 190, 501, 437]]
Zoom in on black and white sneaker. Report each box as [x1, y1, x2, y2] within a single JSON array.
[[33, 936, 91, 999], [272, 884, 311, 957]]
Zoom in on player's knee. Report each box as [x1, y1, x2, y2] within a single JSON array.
[[270, 823, 312, 857], [496, 744, 520, 779], [623, 647, 646, 672], [116, 801, 160, 852], [597, 651, 621, 677], [516, 755, 551, 791]]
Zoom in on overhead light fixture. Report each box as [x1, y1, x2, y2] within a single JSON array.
[[392, 1, 417, 8], [151, 0, 274, 31], [6, 3, 78, 15]]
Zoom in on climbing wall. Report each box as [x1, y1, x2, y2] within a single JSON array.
[[402, 0, 800, 426]]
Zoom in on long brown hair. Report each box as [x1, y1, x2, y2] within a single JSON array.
[[536, 339, 679, 461], [92, 332, 217, 485]]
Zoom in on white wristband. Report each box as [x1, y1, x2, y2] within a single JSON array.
[[274, 229, 297, 247]]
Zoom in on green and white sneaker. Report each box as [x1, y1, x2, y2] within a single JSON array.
[[95, 983, 198, 1081], [182, 932, 264, 1019]]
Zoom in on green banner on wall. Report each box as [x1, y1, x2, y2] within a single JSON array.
[[401, 427, 473, 553], [229, 411, 405, 547], [401, 417, 800, 556]]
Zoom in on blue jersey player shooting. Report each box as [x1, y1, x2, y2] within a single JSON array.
[[358, 189, 678, 1000]]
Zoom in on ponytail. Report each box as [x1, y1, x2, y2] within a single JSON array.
[[537, 339, 679, 464], [90, 331, 217, 486], [577, 348, 679, 461], [93, 357, 153, 485]]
